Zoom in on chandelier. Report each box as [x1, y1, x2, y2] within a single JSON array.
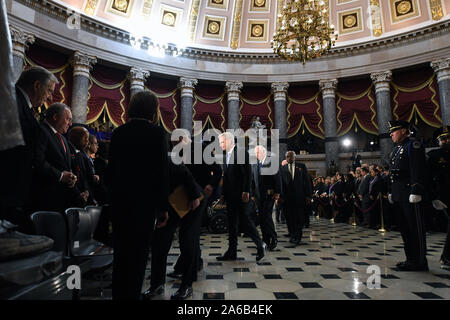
[[271, 0, 338, 64]]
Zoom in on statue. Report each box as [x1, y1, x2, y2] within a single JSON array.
[[251, 116, 266, 130]]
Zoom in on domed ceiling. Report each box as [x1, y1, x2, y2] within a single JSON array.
[[54, 0, 449, 52]]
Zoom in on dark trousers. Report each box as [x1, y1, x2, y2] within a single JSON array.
[[151, 200, 205, 289], [285, 201, 305, 241], [442, 215, 450, 260], [258, 198, 277, 245], [394, 201, 427, 265], [226, 199, 263, 254], [112, 206, 155, 300]]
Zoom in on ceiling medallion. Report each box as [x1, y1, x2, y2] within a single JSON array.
[[397, 0, 412, 15], [162, 12, 176, 26], [271, 0, 337, 64], [252, 24, 263, 37], [113, 0, 129, 12], [344, 15, 357, 28], [208, 21, 220, 34], [254, 0, 265, 7]]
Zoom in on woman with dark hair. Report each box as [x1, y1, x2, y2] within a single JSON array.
[[105, 90, 169, 300], [332, 172, 347, 223]]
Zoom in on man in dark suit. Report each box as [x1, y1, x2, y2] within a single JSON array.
[[216, 132, 266, 262], [280, 151, 312, 245], [358, 166, 372, 226], [105, 91, 169, 299], [0, 67, 58, 232], [252, 145, 281, 251]]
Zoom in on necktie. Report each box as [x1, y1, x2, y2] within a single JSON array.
[[57, 133, 67, 154], [289, 163, 294, 180], [258, 161, 262, 175], [226, 152, 231, 166]]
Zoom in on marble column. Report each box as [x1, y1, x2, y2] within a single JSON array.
[[70, 51, 97, 125], [431, 58, 450, 126], [9, 25, 35, 82], [371, 70, 394, 167], [271, 82, 289, 164], [128, 67, 150, 98], [319, 79, 339, 170], [225, 81, 243, 130], [178, 77, 198, 133]]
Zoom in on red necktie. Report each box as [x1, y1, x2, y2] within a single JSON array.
[[57, 133, 67, 154]]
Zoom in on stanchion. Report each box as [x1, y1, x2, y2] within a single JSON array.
[[351, 195, 357, 227], [378, 193, 386, 233]]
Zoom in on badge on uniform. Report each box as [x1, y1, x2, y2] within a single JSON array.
[[413, 141, 421, 149]]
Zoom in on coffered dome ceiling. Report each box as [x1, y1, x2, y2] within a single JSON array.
[[55, 0, 449, 52]]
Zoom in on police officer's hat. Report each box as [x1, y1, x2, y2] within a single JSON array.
[[433, 125, 450, 141], [388, 120, 410, 132]]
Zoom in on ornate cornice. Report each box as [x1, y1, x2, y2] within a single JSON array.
[[129, 67, 150, 91], [271, 82, 289, 101], [9, 25, 35, 59], [370, 70, 392, 93], [178, 77, 198, 98], [431, 57, 450, 83], [319, 79, 338, 99], [226, 81, 243, 101], [71, 51, 97, 78]]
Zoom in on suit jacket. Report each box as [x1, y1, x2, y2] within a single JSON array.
[[34, 122, 81, 211], [0, 87, 42, 208], [280, 162, 312, 208], [368, 174, 386, 202], [358, 174, 372, 207], [251, 158, 282, 210], [105, 119, 169, 213], [221, 146, 252, 205], [186, 142, 222, 190]]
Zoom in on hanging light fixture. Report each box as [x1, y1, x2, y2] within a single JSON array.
[[271, 0, 338, 64]]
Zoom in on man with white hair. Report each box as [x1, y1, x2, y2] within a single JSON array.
[[217, 132, 266, 262], [252, 145, 281, 251]]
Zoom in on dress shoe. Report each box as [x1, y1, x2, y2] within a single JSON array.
[[216, 251, 237, 261], [142, 284, 164, 300], [268, 239, 278, 251], [396, 261, 429, 272], [256, 243, 267, 262], [167, 271, 182, 279], [171, 286, 193, 300], [289, 237, 299, 244], [396, 261, 408, 268]]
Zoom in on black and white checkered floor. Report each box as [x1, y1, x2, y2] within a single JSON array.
[[142, 217, 450, 300], [83, 217, 450, 300]]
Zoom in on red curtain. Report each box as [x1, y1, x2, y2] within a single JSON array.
[[25, 44, 73, 108], [336, 78, 378, 135], [148, 78, 180, 133], [391, 67, 441, 127], [287, 84, 324, 138], [240, 86, 274, 132], [87, 65, 130, 127], [194, 83, 226, 131]]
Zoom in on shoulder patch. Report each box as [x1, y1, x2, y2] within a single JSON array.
[[412, 141, 421, 149]]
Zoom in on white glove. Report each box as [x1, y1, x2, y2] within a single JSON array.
[[388, 194, 394, 204], [409, 194, 422, 203], [432, 200, 448, 211]]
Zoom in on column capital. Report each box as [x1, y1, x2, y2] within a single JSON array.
[[178, 77, 198, 98], [431, 57, 450, 83], [225, 81, 243, 101], [319, 79, 338, 99], [71, 51, 97, 78], [271, 82, 289, 101], [370, 70, 392, 93], [129, 67, 150, 92], [9, 25, 35, 59]]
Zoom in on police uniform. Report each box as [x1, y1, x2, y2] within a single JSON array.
[[427, 126, 450, 266], [388, 120, 428, 271]]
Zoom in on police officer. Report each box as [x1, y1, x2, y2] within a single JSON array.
[[427, 126, 450, 267], [388, 120, 428, 271]]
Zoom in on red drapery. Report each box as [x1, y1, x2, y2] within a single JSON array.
[[87, 65, 130, 127], [194, 83, 226, 132], [147, 78, 180, 133], [24, 45, 73, 108], [240, 86, 274, 132], [336, 78, 378, 136], [287, 84, 324, 139], [391, 67, 442, 127]]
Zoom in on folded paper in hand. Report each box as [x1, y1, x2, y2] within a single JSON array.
[[169, 186, 204, 218]]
